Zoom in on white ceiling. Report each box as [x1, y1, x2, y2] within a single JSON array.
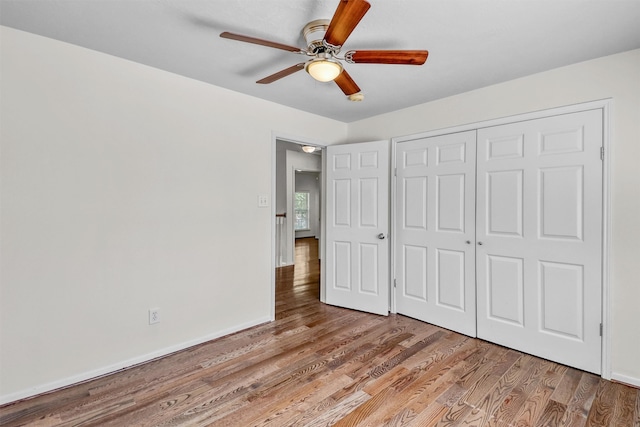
[[2, 0, 639, 123]]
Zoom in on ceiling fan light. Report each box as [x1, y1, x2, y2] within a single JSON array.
[[306, 58, 343, 82], [302, 145, 316, 153]]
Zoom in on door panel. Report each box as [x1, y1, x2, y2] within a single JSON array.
[[539, 261, 584, 339], [437, 174, 465, 232], [539, 166, 583, 240], [486, 255, 524, 325], [326, 140, 389, 315], [395, 131, 477, 336], [486, 170, 523, 237], [476, 109, 603, 374], [404, 177, 427, 229], [359, 243, 379, 294], [333, 241, 351, 290], [404, 245, 428, 301], [333, 179, 351, 226], [436, 249, 465, 310], [359, 178, 378, 226]]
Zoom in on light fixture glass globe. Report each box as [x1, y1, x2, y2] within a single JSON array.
[[306, 58, 343, 82], [301, 146, 316, 153]]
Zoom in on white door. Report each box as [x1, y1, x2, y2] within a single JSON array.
[[395, 131, 477, 336], [325, 140, 389, 315], [476, 109, 603, 374]]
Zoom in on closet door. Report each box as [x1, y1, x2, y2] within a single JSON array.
[[395, 131, 477, 336], [476, 109, 603, 374]]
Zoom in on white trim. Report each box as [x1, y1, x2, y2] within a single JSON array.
[[320, 150, 327, 303], [393, 99, 613, 142], [0, 316, 271, 406], [390, 139, 398, 314], [271, 135, 277, 320], [272, 132, 327, 148], [601, 100, 612, 380], [390, 98, 612, 378], [611, 372, 640, 389]]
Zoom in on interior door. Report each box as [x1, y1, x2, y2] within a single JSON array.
[[325, 140, 389, 315], [395, 131, 477, 336], [476, 109, 603, 374]]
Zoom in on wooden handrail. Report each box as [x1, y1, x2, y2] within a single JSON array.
[[276, 213, 286, 218]]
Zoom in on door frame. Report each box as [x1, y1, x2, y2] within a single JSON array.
[[390, 99, 612, 379], [271, 132, 327, 321]]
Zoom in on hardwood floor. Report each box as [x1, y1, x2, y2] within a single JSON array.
[[1, 237, 638, 426]]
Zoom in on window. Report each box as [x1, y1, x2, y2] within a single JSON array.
[[294, 191, 310, 231]]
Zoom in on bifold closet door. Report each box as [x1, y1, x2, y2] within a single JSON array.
[[476, 109, 603, 374], [395, 131, 477, 337]]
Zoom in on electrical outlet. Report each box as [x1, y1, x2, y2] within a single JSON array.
[[149, 308, 160, 325], [258, 195, 269, 207]]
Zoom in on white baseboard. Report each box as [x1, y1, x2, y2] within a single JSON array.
[[0, 316, 271, 406], [611, 372, 640, 389], [277, 262, 294, 267]]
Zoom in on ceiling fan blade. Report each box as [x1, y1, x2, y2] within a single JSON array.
[[334, 69, 360, 95], [345, 50, 429, 65], [257, 63, 306, 84], [324, 0, 371, 48], [220, 32, 304, 53]]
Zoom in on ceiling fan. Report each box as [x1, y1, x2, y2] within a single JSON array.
[[220, 0, 428, 101]]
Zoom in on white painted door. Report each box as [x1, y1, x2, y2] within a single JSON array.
[[476, 109, 603, 374], [326, 140, 389, 315], [395, 131, 477, 336]]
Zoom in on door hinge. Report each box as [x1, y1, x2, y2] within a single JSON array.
[[394, 167, 397, 177], [393, 278, 397, 288], [600, 147, 604, 160], [600, 323, 603, 336]]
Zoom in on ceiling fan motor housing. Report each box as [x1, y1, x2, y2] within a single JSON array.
[[303, 19, 331, 53]]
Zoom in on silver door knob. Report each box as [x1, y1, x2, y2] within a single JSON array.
[[478, 241, 483, 245], [466, 240, 471, 244], [377, 233, 386, 240]]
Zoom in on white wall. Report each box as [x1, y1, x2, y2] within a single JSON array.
[[0, 26, 347, 403], [349, 49, 640, 385]]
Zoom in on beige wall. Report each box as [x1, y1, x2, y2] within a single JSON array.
[[349, 49, 640, 384], [0, 26, 347, 403]]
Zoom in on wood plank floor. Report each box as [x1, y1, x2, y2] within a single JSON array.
[[1, 237, 638, 426]]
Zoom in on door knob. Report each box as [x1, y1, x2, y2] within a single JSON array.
[[478, 241, 483, 245], [466, 240, 471, 244], [377, 233, 386, 240]]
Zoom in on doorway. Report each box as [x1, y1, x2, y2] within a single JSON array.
[[273, 137, 325, 320]]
